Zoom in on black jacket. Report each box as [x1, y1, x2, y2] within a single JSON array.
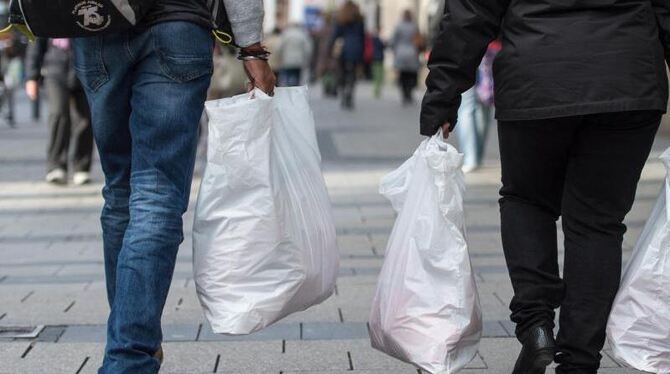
[[25, 38, 79, 89], [143, 0, 211, 29], [421, 0, 670, 136]]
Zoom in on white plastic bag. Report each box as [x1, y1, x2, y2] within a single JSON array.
[[606, 148, 670, 373], [369, 133, 482, 374], [193, 86, 339, 335]]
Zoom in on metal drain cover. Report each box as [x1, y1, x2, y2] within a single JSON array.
[[0, 326, 44, 339]]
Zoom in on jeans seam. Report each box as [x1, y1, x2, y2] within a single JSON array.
[[124, 31, 136, 63]]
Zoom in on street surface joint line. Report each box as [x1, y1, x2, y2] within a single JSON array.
[[212, 353, 221, 373], [75, 356, 90, 374], [347, 351, 354, 370]]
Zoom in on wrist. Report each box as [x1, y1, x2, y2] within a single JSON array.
[[239, 43, 271, 61], [241, 43, 264, 53]]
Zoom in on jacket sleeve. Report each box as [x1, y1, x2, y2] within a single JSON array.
[[420, 0, 509, 136], [223, 0, 264, 47], [652, 0, 670, 65], [25, 38, 48, 81]]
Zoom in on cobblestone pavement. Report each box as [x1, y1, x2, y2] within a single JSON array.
[[1, 85, 667, 373]]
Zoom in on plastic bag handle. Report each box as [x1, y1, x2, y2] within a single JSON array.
[[248, 87, 272, 101]]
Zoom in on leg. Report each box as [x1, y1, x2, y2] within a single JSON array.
[[407, 71, 418, 103], [372, 61, 384, 98], [72, 34, 133, 308], [44, 78, 71, 173], [340, 61, 357, 109], [278, 68, 289, 87], [398, 71, 409, 103], [294, 68, 303, 86], [70, 88, 94, 173], [102, 22, 212, 373], [555, 111, 662, 373], [498, 117, 579, 338], [475, 103, 494, 166], [455, 87, 479, 169], [6, 86, 15, 126]]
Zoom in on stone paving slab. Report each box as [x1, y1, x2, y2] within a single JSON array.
[[0, 342, 101, 374], [199, 323, 300, 342]]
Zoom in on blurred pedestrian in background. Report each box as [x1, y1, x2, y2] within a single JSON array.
[[264, 27, 283, 80], [208, 44, 248, 100], [315, 12, 338, 97], [455, 40, 500, 173], [392, 10, 422, 106], [277, 24, 313, 87], [0, 0, 25, 128], [332, 0, 365, 110], [0, 30, 24, 128], [26, 38, 93, 186], [371, 29, 386, 99]]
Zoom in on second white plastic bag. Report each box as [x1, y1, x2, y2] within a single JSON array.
[[606, 148, 670, 373], [193, 87, 339, 335], [369, 133, 482, 374]]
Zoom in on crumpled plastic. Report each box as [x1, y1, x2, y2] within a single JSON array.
[[369, 132, 482, 374], [607, 148, 670, 373], [193, 86, 339, 335]]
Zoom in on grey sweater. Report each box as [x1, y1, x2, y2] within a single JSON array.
[[223, 0, 264, 47], [144, 0, 264, 47]]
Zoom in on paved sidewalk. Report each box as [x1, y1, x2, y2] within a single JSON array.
[[1, 86, 667, 373]]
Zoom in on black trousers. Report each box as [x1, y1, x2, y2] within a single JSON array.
[[398, 70, 417, 104], [45, 78, 93, 173], [339, 61, 358, 109], [498, 110, 662, 373]]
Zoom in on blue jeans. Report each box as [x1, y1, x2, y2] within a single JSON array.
[[73, 22, 213, 373], [279, 67, 302, 86], [455, 87, 493, 168]]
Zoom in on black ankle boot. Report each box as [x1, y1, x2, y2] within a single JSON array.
[[512, 325, 556, 374]]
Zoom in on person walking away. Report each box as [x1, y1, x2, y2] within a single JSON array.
[[277, 24, 313, 87], [72, 1, 276, 372], [332, 1, 365, 110], [421, 1, 670, 373], [26, 38, 93, 185], [371, 29, 385, 99], [315, 12, 338, 97], [0, 29, 25, 128], [392, 10, 421, 105], [264, 27, 283, 79], [455, 40, 500, 173]]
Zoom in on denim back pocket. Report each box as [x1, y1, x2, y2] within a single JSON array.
[[150, 22, 214, 83], [72, 37, 109, 93]]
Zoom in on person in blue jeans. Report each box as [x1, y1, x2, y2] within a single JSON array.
[[72, 2, 276, 373]]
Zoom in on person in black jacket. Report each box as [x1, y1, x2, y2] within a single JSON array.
[[421, 1, 670, 373], [25, 38, 93, 185]]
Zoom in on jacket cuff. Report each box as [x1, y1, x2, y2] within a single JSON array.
[[420, 97, 459, 136]]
